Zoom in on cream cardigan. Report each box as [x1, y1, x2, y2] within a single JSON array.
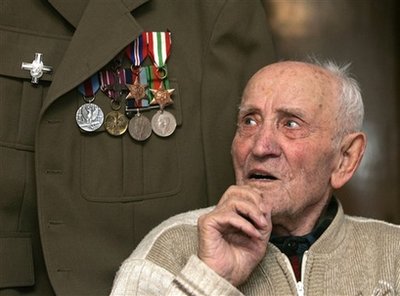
[[111, 200, 400, 295]]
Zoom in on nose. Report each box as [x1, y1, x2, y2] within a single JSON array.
[[251, 121, 281, 159]]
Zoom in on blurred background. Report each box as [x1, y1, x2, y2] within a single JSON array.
[[263, 0, 399, 223]]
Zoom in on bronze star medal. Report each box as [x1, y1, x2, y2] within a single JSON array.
[[126, 77, 147, 107], [149, 85, 175, 111]]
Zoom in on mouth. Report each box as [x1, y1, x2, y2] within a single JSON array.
[[247, 170, 278, 181]]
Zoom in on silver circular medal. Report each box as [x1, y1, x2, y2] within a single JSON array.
[[128, 113, 152, 141], [151, 110, 177, 137], [76, 103, 104, 132]]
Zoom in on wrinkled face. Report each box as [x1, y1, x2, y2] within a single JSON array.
[[232, 62, 341, 222]]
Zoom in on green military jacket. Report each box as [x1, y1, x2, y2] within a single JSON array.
[[0, 0, 275, 294]]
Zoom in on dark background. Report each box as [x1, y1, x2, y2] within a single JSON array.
[[263, 0, 399, 223]]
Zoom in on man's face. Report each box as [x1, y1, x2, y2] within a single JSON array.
[[232, 62, 341, 224]]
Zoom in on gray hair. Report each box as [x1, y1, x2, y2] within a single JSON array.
[[313, 59, 364, 138]]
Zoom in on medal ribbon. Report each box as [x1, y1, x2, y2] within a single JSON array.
[[125, 31, 172, 110], [99, 69, 127, 100], [125, 32, 148, 67], [138, 69, 150, 107], [125, 32, 150, 109], [99, 69, 115, 98], [147, 31, 172, 105], [78, 73, 100, 97], [147, 31, 172, 68], [145, 65, 170, 106]]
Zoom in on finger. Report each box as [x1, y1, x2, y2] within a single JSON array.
[[218, 192, 269, 230], [211, 216, 262, 241], [207, 207, 268, 241], [220, 185, 272, 216], [218, 185, 263, 206], [233, 200, 268, 230]]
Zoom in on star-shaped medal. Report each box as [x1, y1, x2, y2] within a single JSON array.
[[126, 77, 147, 106], [149, 85, 175, 110]]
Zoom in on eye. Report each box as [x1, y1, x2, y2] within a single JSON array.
[[244, 116, 257, 126], [284, 119, 300, 129], [237, 113, 260, 136], [279, 118, 310, 139]]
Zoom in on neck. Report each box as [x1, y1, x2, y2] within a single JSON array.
[[271, 199, 330, 237]]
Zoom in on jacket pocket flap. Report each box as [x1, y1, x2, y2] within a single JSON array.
[[0, 25, 70, 81]]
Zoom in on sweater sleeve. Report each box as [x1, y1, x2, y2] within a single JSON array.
[[168, 255, 243, 296], [110, 255, 243, 296], [110, 259, 174, 296], [396, 259, 400, 294], [110, 208, 242, 296]]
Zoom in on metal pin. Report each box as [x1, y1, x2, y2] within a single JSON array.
[[21, 53, 53, 84]]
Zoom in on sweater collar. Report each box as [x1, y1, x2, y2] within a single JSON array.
[[308, 197, 348, 254], [270, 198, 338, 257]]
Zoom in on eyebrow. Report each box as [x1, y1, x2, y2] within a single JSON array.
[[238, 105, 259, 115], [276, 107, 307, 119], [238, 105, 307, 119]]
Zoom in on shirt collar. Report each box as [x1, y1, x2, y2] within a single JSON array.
[[270, 198, 338, 257]]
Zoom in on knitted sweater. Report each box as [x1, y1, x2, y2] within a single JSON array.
[[111, 201, 400, 295]]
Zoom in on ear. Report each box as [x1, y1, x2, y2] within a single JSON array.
[[331, 132, 367, 189]]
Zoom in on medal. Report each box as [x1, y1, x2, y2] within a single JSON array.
[[147, 31, 176, 137], [149, 85, 174, 110], [125, 33, 150, 111], [76, 74, 104, 132], [125, 67, 151, 112], [147, 31, 172, 102], [100, 67, 127, 101], [74, 31, 176, 139], [125, 74, 150, 140], [104, 110, 129, 136], [21, 53, 53, 84], [76, 102, 104, 132], [128, 112, 152, 141], [126, 76, 147, 103], [99, 63, 129, 136], [151, 110, 176, 137], [149, 85, 176, 137]]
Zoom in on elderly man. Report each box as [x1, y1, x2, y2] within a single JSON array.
[[111, 60, 400, 295]]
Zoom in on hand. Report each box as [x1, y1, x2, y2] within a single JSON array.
[[197, 185, 272, 286]]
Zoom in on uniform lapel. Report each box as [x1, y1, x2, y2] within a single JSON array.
[[48, 0, 90, 28], [43, 0, 148, 112]]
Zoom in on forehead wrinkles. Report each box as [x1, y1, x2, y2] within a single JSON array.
[[242, 63, 339, 110]]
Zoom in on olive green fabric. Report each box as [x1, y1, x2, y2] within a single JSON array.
[[0, 0, 275, 294]]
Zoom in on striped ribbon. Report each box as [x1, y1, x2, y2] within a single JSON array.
[[78, 73, 100, 97], [147, 31, 172, 68], [125, 32, 148, 67], [99, 69, 127, 100], [144, 65, 170, 106]]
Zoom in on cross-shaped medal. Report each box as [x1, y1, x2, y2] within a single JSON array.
[[101, 70, 128, 100], [21, 53, 53, 84]]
